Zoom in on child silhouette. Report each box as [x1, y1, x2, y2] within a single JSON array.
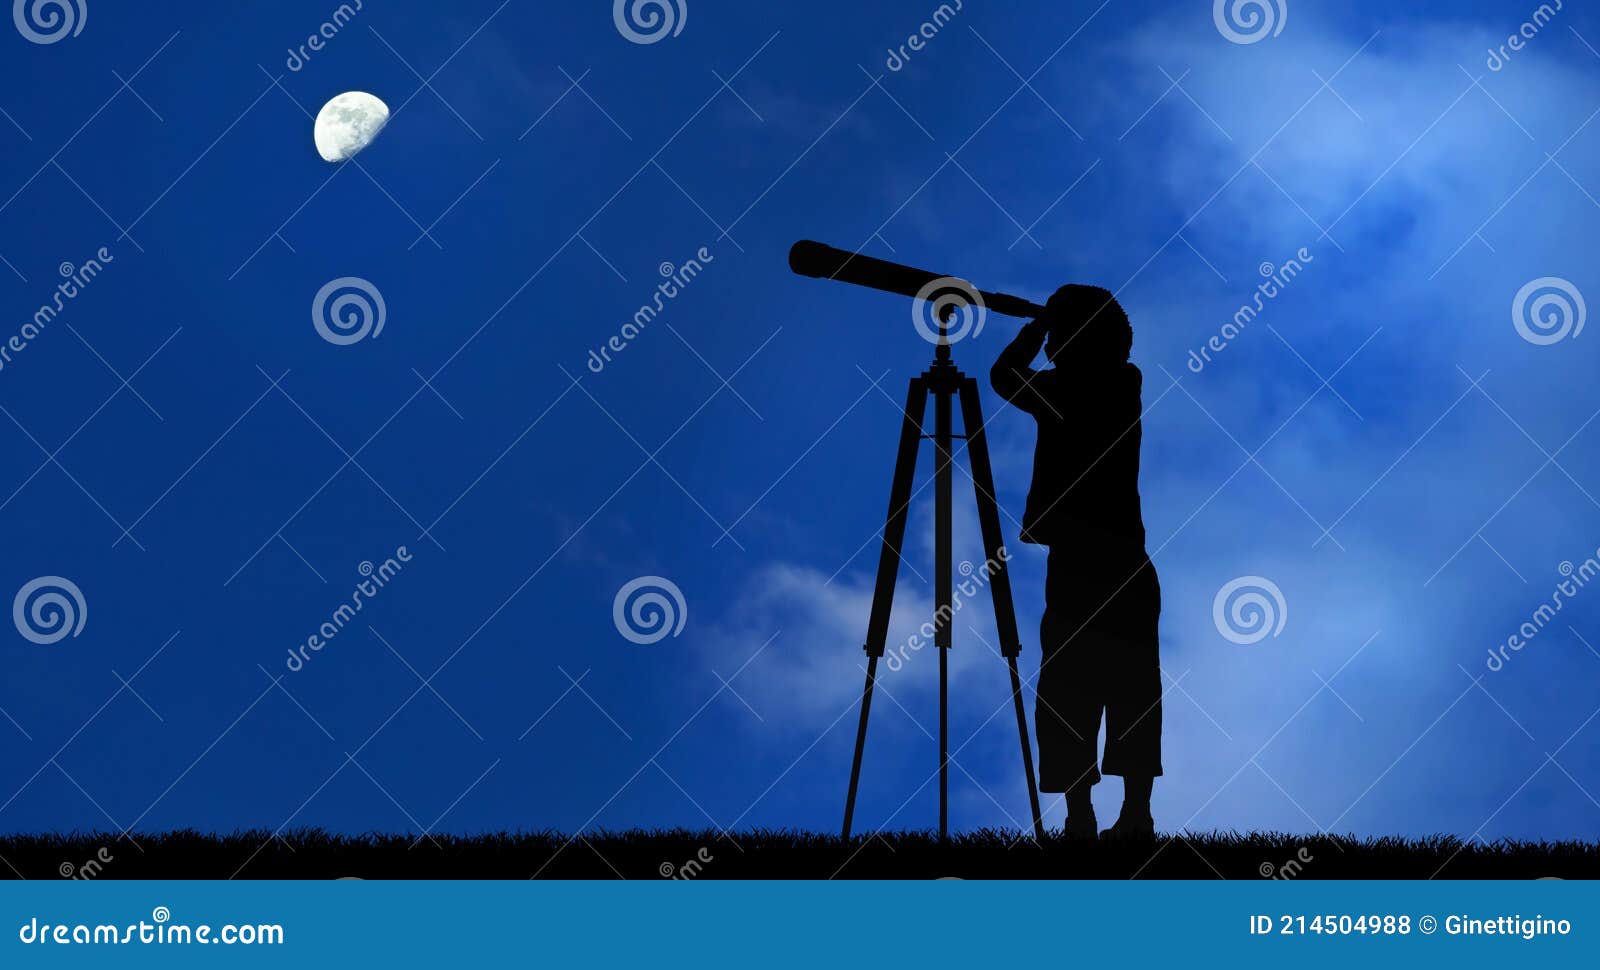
[[990, 285, 1162, 840]]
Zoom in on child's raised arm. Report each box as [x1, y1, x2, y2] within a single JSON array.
[[990, 318, 1052, 415]]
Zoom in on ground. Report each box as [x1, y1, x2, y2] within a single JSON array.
[[5, 830, 1597, 879]]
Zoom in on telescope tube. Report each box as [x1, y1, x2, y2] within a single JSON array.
[[788, 240, 1046, 319]]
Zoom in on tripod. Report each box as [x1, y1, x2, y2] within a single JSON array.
[[842, 339, 1045, 841]]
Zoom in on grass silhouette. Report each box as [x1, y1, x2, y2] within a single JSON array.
[[6, 829, 1596, 879]]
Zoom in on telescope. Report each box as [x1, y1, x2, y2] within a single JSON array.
[[788, 238, 1047, 841], [788, 240, 1046, 320]]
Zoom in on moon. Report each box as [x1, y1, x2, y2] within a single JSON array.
[[313, 92, 389, 163]]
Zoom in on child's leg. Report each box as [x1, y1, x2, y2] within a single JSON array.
[[1100, 564, 1163, 820], [1121, 775, 1153, 816], [1036, 606, 1104, 801], [1099, 637, 1161, 788]]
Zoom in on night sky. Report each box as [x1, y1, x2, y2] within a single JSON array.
[[2, 0, 1598, 847]]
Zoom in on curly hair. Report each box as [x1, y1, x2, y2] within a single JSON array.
[[1043, 284, 1132, 363]]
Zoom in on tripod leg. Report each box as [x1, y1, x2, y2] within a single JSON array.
[[1006, 655, 1044, 840], [958, 377, 1045, 841], [842, 655, 877, 841], [934, 382, 954, 841], [843, 377, 928, 840]]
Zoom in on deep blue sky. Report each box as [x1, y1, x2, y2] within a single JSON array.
[[3, 0, 1600, 857]]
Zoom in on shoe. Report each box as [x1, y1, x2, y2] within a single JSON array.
[[1063, 810, 1098, 840], [1099, 812, 1155, 841]]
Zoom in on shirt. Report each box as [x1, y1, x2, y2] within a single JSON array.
[[989, 320, 1149, 551]]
